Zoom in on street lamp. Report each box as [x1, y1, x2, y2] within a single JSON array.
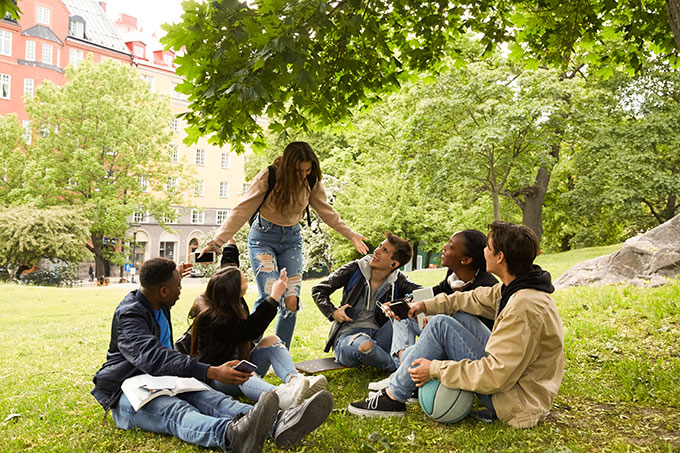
[[130, 223, 140, 283]]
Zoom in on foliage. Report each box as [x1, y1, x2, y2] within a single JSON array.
[[0, 0, 20, 20], [162, 0, 679, 150], [0, 205, 92, 268], [0, 243, 678, 451], [2, 56, 189, 275], [18, 263, 80, 287]]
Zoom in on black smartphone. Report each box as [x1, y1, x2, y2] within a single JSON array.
[[194, 252, 215, 263], [345, 306, 356, 320], [388, 299, 411, 320], [233, 360, 258, 373]]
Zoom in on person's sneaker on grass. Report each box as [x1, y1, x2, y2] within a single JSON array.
[[274, 389, 334, 448], [368, 372, 394, 391], [347, 389, 406, 417], [226, 391, 279, 453], [275, 376, 310, 410], [299, 374, 327, 400]]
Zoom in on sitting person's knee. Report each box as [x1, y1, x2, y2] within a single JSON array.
[[258, 335, 282, 348], [359, 340, 374, 353]]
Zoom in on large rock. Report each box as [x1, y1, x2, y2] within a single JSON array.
[[554, 214, 680, 288]]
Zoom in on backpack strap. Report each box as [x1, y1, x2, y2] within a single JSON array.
[[305, 173, 317, 227], [342, 267, 363, 303], [249, 165, 276, 227]]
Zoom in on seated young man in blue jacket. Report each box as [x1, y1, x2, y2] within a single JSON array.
[[91, 257, 333, 453], [312, 232, 421, 371]]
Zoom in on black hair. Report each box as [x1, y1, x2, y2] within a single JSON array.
[[488, 221, 539, 276], [139, 257, 177, 288], [458, 229, 488, 273]]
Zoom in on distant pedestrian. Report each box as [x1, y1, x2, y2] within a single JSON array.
[[89, 265, 94, 282]]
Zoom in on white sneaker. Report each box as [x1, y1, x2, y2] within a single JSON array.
[[299, 374, 328, 401], [368, 372, 395, 391], [275, 377, 309, 410]]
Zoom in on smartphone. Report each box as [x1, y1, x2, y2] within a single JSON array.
[[345, 306, 356, 320], [194, 252, 215, 263], [233, 360, 258, 373], [388, 299, 411, 320]]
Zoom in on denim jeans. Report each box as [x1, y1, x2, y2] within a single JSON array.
[[249, 215, 303, 349], [210, 339, 300, 401], [390, 317, 422, 362], [111, 387, 252, 451], [389, 313, 496, 415], [334, 322, 398, 372]]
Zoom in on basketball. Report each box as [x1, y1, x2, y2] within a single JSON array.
[[418, 379, 473, 424]]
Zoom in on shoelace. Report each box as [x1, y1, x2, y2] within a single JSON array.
[[365, 391, 382, 409]]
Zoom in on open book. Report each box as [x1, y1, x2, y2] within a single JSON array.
[[121, 374, 211, 411]]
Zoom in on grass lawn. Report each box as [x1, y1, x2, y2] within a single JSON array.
[[1, 244, 679, 452]]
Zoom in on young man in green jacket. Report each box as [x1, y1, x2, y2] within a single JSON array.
[[348, 221, 564, 428]]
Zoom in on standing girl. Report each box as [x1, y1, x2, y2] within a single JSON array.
[[203, 142, 368, 348]]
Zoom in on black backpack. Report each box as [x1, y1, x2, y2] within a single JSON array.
[[249, 165, 317, 227]]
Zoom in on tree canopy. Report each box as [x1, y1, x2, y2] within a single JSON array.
[[163, 0, 680, 150]]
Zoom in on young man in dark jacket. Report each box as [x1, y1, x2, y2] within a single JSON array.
[[91, 258, 333, 453], [312, 232, 422, 371]]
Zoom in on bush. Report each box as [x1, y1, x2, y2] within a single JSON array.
[[19, 264, 79, 287]]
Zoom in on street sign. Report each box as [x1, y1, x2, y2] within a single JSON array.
[[124, 263, 133, 272]]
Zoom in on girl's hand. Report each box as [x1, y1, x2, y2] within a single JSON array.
[[351, 234, 369, 255], [271, 268, 288, 300], [407, 301, 426, 319]]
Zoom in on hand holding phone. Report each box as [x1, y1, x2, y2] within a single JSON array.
[[194, 251, 215, 263], [233, 360, 258, 374], [386, 299, 411, 320]]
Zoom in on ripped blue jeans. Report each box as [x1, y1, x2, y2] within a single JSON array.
[[249, 215, 303, 349], [210, 339, 300, 402], [333, 323, 398, 372]]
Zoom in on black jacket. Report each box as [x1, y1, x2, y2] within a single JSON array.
[[312, 256, 422, 352], [91, 290, 211, 410]]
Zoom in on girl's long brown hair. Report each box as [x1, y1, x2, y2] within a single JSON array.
[[270, 142, 322, 213], [188, 267, 251, 359]]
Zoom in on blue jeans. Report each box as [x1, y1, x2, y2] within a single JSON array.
[[111, 387, 252, 451], [210, 339, 300, 401], [389, 313, 496, 415], [390, 317, 421, 362], [334, 322, 398, 372], [249, 215, 303, 349]]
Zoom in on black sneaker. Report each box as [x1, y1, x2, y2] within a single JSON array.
[[226, 391, 279, 453], [347, 389, 406, 417], [273, 389, 333, 449]]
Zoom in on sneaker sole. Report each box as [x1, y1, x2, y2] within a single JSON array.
[[298, 375, 328, 403], [346, 404, 405, 418], [231, 392, 279, 453], [275, 390, 333, 449]]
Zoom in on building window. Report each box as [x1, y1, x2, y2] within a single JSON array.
[[132, 210, 147, 223], [70, 19, 85, 39], [170, 82, 187, 100], [216, 209, 230, 225], [22, 120, 31, 144], [191, 209, 204, 224], [194, 179, 204, 197], [169, 144, 179, 162], [0, 30, 11, 56], [139, 175, 148, 192], [36, 5, 51, 25], [134, 45, 145, 58], [160, 209, 179, 224], [166, 177, 177, 193], [171, 117, 181, 132], [23, 78, 34, 98], [143, 75, 154, 92], [69, 48, 83, 68], [220, 152, 230, 169], [219, 181, 229, 198], [159, 241, 175, 259], [41, 43, 53, 65], [25, 41, 35, 61], [195, 148, 205, 166], [0, 73, 10, 99], [242, 183, 250, 194]]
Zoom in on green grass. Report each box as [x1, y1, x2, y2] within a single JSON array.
[[1, 245, 679, 452]]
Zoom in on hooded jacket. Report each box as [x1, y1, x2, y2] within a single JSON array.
[[424, 267, 564, 428], [312, 255, 421, 352]]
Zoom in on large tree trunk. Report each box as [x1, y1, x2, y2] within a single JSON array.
[[521, 165, 550, 242], [491, 190, 501, 221], [411, 241, 419, 270], [668, 0, 680, 51], [88, 233, 107, 278]]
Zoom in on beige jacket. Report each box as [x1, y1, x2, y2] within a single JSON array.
[[425, 283, 564, 428], [213, 166, 357, 246]]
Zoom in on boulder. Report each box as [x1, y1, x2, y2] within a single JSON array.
[[555, 213, 680, 288]]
